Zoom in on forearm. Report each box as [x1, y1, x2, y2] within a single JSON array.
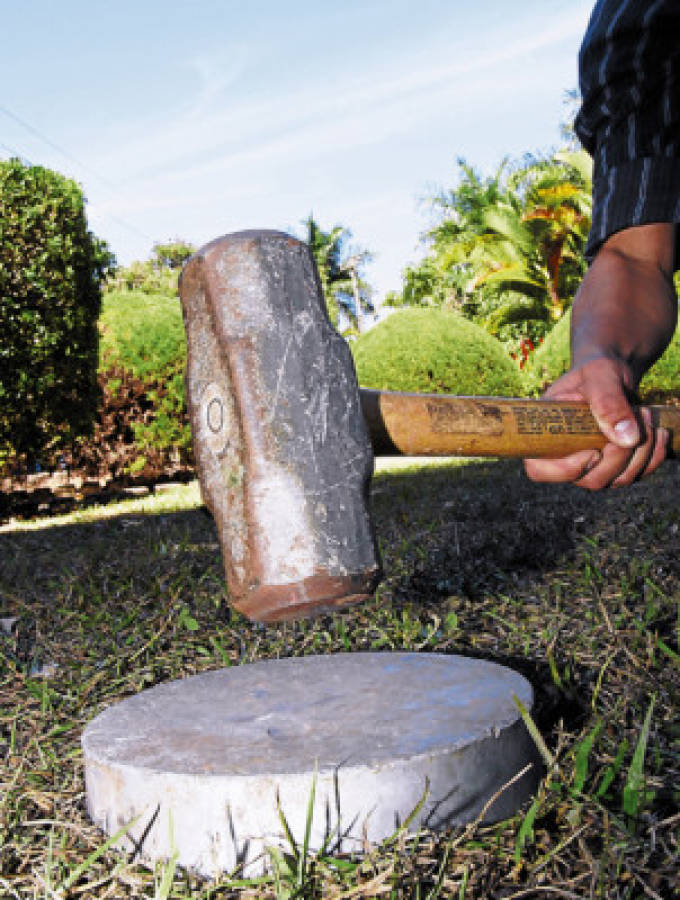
[[570, 224, 678, 383], [525, 1, 680, 490]]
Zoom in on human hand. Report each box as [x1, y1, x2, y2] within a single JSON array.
[[523, 357, 668, 489], [524, 223, 677, 490]]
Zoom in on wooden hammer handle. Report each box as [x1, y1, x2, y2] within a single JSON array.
[[360, 389, 680, 458]]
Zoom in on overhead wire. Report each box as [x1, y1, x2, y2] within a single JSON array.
[[0, 140, 33, 165], [0, 105, 154, 243], [0, 104, 118, 191]]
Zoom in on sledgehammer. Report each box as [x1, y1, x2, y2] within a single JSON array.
[[179, 230, 680, 623]]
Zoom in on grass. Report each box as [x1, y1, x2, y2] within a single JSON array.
[[0, 459, 678, 898]]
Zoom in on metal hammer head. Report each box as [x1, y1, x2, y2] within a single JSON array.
[[179, 230, 381, 622]]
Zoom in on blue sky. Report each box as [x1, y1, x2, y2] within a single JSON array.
[[1, 0, 593, 301]]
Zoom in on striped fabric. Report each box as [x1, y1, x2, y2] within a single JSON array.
[[575, 0, 680, 262]]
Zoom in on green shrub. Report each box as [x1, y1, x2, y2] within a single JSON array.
[[351, 308, 524, 395], [523, 313, 570, 394], [525, 309, 680, 399], [0, 159, 113, 464], [99, 290, 190, 458], [640, 330, 680, 397]]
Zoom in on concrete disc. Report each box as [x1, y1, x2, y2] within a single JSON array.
[[82, 653, 541, 876]]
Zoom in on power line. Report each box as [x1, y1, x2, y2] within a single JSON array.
[[89, 205, 153, 243], [0, 109, 154, 244], [0, 104, 118, 191]]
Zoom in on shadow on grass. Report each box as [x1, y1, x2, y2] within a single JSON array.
[[3, 456, 679, 628], [370, 458, 680, 734], [2, 458, 679, 699], [371, 457, 680, 591]]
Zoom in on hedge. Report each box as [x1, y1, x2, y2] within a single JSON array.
[[0, 159, 112, 464], [352, 307, 525, 396], [98, 289, 191, 471]]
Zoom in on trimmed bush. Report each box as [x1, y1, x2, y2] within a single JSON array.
[[98, 289, 191, 473], [0, 159, 112, 464], [640, 331, 680, 397], [526, 310, 680, 398], [352, 308, 524, 396], [523, 313, 570, 394]]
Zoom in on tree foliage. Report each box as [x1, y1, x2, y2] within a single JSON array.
[[107, 239, 195, 295], [301, 215, 374, 332], [393, 152, 592, 347], [475, 151, 592, 324], [0, 158, 114, 465], [151, 240, 195, 270]]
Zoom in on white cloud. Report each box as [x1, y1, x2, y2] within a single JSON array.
[[185, 48, 251, 119]]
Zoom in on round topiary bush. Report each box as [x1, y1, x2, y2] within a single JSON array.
[[351, 308, 524, 396], [526, 310, 680, 399], [640, 328, 680, 398]]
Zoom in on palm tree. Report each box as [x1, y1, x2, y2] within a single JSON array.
[[301, 216, 374, 332], [400, 153, 591, 339], [472, 151, 591, 329], [394, 160, 517, 313]]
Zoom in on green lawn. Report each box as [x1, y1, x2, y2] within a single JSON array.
[[0, 460, 678, 898]]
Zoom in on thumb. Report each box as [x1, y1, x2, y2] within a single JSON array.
[[580, 360, 640, 448]]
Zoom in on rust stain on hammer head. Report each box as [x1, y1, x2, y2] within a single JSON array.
[[233, 570, 381, 624]]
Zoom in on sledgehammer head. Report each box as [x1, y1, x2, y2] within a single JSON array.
[[179, 231, 381, 622]]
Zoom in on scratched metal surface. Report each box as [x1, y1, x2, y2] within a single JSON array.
[[82, 652, 534, 776], [179, 231, 379, 603]]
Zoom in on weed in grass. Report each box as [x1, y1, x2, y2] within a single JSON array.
[[570, 720, 603, 798], [153, 812, 181, 900], [622, 695, 657, 827], [267, 771, 322, 899], [177, 605, 199, 632]]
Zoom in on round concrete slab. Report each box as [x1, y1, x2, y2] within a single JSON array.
[[82, 653, 541, 877]]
